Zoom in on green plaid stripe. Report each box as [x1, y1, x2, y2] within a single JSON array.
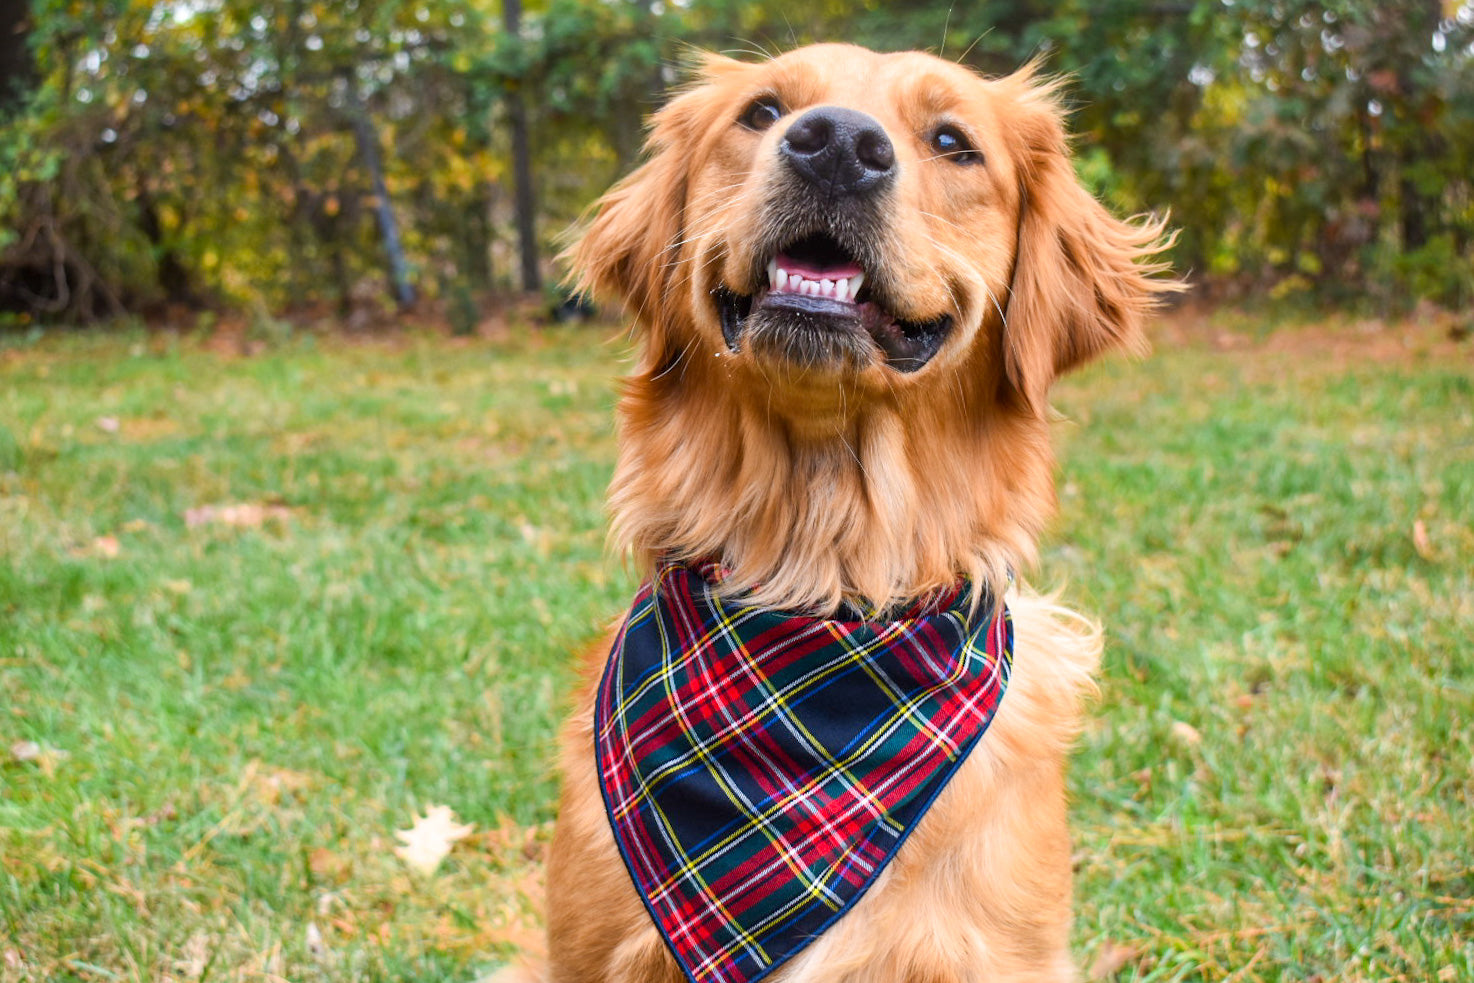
[[596, 561, 1013, 983]]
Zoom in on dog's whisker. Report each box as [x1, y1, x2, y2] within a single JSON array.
[[721, 39, 777, 63], [955, 27, 994, 65], [918, 149, 988, 164], [664, 245, 728, 290], [839, 431, 866, 477], [985, 284, 1007, 328], [918, 209, 972, 235], [653, 331, 702, 382], [660, 229, 727, 276], [835, 377, 868, 480]]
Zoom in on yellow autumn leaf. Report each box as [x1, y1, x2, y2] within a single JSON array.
[[394, 805, 474, 875]]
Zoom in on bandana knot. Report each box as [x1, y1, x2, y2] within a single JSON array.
[[595, 560, 1013, 983]]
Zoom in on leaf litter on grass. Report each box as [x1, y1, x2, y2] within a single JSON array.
[[183, 501, 295, 529]]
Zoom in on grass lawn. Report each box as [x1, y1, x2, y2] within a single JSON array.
[[1, 312, 1470, 982]]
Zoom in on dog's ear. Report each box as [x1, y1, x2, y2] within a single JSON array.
[[567, 113, 688, 327], [568, 54, 746, 330], [999, 69, 1180, 413]]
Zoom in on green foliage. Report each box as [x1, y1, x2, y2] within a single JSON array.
[[1, 0, 1472, 320]]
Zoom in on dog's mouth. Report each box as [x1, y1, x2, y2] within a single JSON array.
[[716, 232, 953, 373]]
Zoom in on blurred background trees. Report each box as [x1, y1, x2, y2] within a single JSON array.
[[0, 0, 1470, 325]]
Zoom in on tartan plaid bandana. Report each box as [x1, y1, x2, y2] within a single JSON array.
[[595, 560, 1013, 983]]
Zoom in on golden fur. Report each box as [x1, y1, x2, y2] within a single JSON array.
[[500, 44, 1177, 983]]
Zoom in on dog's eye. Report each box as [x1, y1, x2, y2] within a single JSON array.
[[739, 97, 784, 132], [929, 125, 982, 165]]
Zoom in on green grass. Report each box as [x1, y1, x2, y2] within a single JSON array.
[[1, 315, 1470, 982]]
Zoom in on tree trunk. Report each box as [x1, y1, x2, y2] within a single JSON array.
[[0, 0, 35, 116], [503, 0, 541, 294], [461, 77, 496, 292], [1393, 0, 1443, 253], [136, 185, 200, 307], [344, 73, 415, 309], [463, 180, 495, 291]]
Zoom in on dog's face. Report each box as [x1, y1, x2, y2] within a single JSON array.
[[705, 49, 1026, 378], [574, 44, 1171, 413], [573, 44, 1175, 610]]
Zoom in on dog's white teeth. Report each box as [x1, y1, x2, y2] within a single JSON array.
[[769, 267, 864, 303]]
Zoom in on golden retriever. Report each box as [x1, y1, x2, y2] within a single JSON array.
[[502, 43, 1176, 983]]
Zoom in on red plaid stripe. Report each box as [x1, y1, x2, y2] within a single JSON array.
[[595, 561, 1013, 983]]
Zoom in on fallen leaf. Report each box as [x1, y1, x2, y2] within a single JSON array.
[[10, 740, 68, 776], [185, 502, 293, 529], [1170, 720, 1202, 746], [308, 847, 351, 881], [1088, 941, 1141, 980], [1413, 519, 1432, 559], [239, 760, 315, 804], [306, 922, 326, 958], [395, 805, 474, 875], [220, 669, 252, 691], [175, 932, 209, 980], [145, 802, 178, 825]]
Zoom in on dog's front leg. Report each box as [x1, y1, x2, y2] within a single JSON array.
[[542, 672, 685, 983]]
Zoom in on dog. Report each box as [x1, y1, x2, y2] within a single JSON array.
[[504, 43, 1176, 983]]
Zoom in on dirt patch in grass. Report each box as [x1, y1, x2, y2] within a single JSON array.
[[1156, 302, 1473, 368]]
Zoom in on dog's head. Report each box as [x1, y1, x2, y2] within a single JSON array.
[[571, 45, 1178, 611], [573, 43, 1174, 412]]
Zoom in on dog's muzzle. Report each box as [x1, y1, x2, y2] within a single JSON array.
[[716, 108, 955, 373]]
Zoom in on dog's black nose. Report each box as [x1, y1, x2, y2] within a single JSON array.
[[780, 107, 896, 198]]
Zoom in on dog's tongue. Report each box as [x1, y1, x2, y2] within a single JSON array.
[[774, 252, 863, 280]]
